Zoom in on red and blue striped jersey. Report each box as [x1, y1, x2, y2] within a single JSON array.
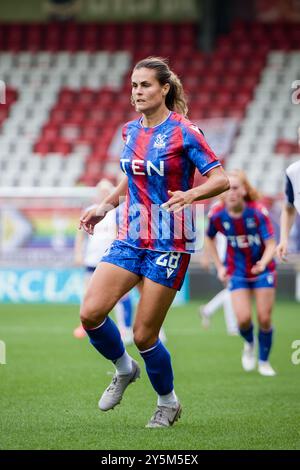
[[206, 201, 276, 278], [117, 111, 221, 253]]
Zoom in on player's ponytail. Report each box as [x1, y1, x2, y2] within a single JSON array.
[[228, 169, 261, 201], [167, 70, 188, 117], [133, 57, 188, 116]]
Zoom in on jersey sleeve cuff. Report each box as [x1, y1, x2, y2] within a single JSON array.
[[201, 161, 221, 176]]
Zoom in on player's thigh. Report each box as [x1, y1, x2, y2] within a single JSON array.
[[230, 289, 252, 324], [254, 288, 275, 322], [81, 262, 140, 320], [133, 277, 177, 346]]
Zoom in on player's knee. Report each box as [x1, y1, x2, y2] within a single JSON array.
[[80, 308, 100, 329], [258, 315, 272, 330], [80, 298, 107, 329], [238, 318, 252, 330], [80, 315, 99, 330], [133, 328, 157, 351]]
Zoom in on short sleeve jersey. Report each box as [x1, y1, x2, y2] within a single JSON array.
[[118, 111, 221, 253], [285, 160, 300, 214], [206, 201, 276, 278]]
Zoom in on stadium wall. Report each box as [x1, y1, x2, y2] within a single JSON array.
[[189, 266, 298, 300], [0, 0, 201, 22]]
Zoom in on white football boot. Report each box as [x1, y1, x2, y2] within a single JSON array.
[[241, 341, 256, 371], [98, 359, 140, 411], [258, 360, 276, 376]]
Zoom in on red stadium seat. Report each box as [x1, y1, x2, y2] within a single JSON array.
[[59, 89, 77, 106], [52, 140, 72, 155], [234, 91, 252, 107], [50, 109, 70, 125], [226, 105, 245, 119], [34, 141, 52, 155], [3, 20, 300, 193], [43, 126, 59, 141], [81, 125, 101, 140], [275, 140, 297, 155], [215, 92, 232, 108], [27, 25, 43, 50]]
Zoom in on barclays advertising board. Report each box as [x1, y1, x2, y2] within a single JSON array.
[[0, 268, 189, 305]]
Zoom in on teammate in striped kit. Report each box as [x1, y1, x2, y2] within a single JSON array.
[[206, 170, 277, 376], [79, 57, 229, 428]]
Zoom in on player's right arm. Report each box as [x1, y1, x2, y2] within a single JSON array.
[[79, 176, 128, 234], [277, 204, 296, 261], [276, 173, 297, 261], [205, 205, 228, 283], [205, 236, 228, 284]]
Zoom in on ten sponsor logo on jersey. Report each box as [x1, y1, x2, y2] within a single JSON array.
[[227, 234, 261, 249], [120, 158, 164, 176]]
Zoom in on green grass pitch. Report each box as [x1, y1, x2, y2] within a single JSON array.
[[1, 299, 300, 450]]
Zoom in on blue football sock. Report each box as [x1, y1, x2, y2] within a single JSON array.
[[239, 323, 254, 344], [139, 339, 174, 396], [121, 295, 133, 328], [258, 328, 273, 362], [85, 317, 125, 361]]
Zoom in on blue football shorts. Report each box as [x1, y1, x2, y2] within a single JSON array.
[[101, 240, 190, 291], [85, 266, 96, 273], [228, 271, 277, 291]]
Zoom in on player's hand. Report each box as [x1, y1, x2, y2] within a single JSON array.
[[161, 190, 193, 213], [250, 260, 266, 275], [276, 241, 288, 262], [79, 205, 107, 235], [217, 265, 228, 284]]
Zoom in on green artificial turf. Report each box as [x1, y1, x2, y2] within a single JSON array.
[[0, 300, 299, 450]]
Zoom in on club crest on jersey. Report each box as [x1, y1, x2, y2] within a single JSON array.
[[246, 218, 256, 229], [153, 133, 167, 149], [223, 221, 231, 230]]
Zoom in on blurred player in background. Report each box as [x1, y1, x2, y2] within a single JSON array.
[[79, 57, 229, 428], [276, 128, 300, 261], [198, 232, 238, 335], [206, 170, 277, 376], [73, 179, 133, 343]]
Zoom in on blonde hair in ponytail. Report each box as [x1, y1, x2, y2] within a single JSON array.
[[133, 57, 188, 116]]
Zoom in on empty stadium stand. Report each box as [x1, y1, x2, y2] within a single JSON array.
[[0, 21, 299, 192]]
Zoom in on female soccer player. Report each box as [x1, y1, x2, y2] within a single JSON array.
[[206, 170, 277, 376], [79, 57, 229, 428]]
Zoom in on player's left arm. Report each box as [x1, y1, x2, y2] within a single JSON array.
[[162, 167, 229, 213], [251, 207, 276, 275], [162, 124, 229, 212]]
